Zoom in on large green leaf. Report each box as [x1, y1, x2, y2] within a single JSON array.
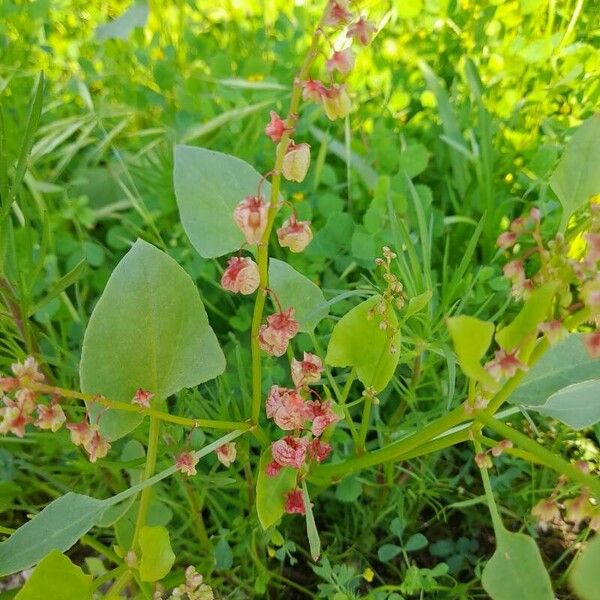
[[326, 295, 400, 391], [139, 525, 175, 582], [80, 239, 225, 440], [269, 259, 329, 333], [14, 550, 93, 600], [509, 334, 600, 407], [174, 145, 273, 258], [95, 3, 148, 41], [535, 380, 600, 430], [570, 534, 600, 600], [550, 114, 600, 230], [482, 531, 553, 600], [256, 448, 297, 529]]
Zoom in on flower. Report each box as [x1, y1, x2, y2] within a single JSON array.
[[266, 386, 310, 430], [324, 0, 352, 27], [485, 349, 527, 380], [532, 498, 560, 524], [15, 389, 37, 414], [474, 452, 492, 469], [259, 308, 299, 356], [490, 439, 513, 457], [326, 48, 355, 74], [176, 451, 199, 476], [0, 397, 32, 437], [503, 260, 524, 281], [583, 331, 600, 358], [308, 438, 332, 463], [233, 195, 268, 244], [67, 420, 93, 446], [564, 492, 592, 525], [265, 111, 288, 143], [265, 460, 283, 477], [0, 376, 19, 393], [216, 442, 237, 467], [11, 356, 44, 384], [271, 436, 309, 469], [220, 256, 260, 294], [302, 79, 328, 103], [538, 320, 566, 345], [276, 217, 313, 252], [132, 388, 154, 408], [347, 16, 376, 45], [585, 232, 600, 262], [581, 278, 600, 311], [35, 403, 66, 432], [307, 400, 340, 437], [284, 489, 306, 515], [84, 426, 111, 463], [323, 84, 351, 120], [282, 141, 311, 183], [496, 231, 517, 250], [291, 352, 323, 388]]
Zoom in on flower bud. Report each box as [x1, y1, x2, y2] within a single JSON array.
[[496, 231, 517, 249], [323, 84, 351, 120], [326, 48, 355, 74], [277, 217, 313, 253], [220, 256, 260, 294], [233, 195, 268, 244], [216, 442, 237, 467], [176, 451, 199, 476], [265, 111, 288, 143], [282, 141, 311, 183], [347, 16, 376, 46]]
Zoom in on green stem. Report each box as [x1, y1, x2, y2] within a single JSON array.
[[473, 437, 504, 538], [105, 569, 132, 599], [357, 396, 372, 454]]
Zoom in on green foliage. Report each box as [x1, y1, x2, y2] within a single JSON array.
[[536, 380, 600, 430], [138, 525, 176, 582], [570, 535, 600, 600]]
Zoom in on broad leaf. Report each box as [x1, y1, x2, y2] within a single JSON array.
[[550, 114, 600, 230], [14, 550, 93, 600], [570, 534, 600, 600], [510, 334, 600, 407], [139, 525, 175, 582], [446, 315, 496, 388], [535, 380, 600, 430], [326, 296, 400, 391], [269, 259, 329, 333], [96, 3, 148, 41], [482, 531, 553, 600], [403, 290, 432, 320], [80, 239, 225, 440], [256, 448, 296, 529], [174, 145, 273, 258]]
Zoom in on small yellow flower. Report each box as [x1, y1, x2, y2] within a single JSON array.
[[362, 567, 374, 582], [292, 192, 304, 202], [267, 546, 276, 558], [504, 173, 514, 184]]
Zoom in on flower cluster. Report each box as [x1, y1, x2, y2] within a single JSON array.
[[175, 442, 237, 477], [474, 439, 513, 469], [153, 565, 213, 600]]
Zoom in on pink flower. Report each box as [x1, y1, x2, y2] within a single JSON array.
[[233, 195, 268, 244], [259, 308, 299, 357], [35, 403, 66, 432], [510, 216, 527, 234], [0, 377, 19, 393], [503, 260, 524, 282], [216, 442, 237, 467], [220, 256, 260, 295], [581, 279, 600, 311], [538, 320, 566, 345], [474, 451, 492, 469], [347, 16, 376, 46], [486, 349, 528, 380], [265, 111, 288, 143], [284, 489, 306, 515], [291, 353, 323, 388], [15, 389, 37, 414], [323, 84, 351, 120], [83, 426, 111, 463], [271, 436, 309, 469], [308, 438, 332, 463], [132, 388, 154, 408], [326, 48, 355, 74], [497, 231, 517, 249], [67, 420, 93, 446], [282, 141, 311, 183], [11, 356, 44, 384], [583, 331, 600, 358], [324, 0, 352, 27], [266, 386, 310, 430], [307, 401, 340, 437], [0, 397, 32, 437], [586, 232, 600, 262], [277, 217, 313, 253], [532, 498, 560, 524], [176, 451, 199, 476], [302, 79, 328, 103], [266, 460, 283, 477]]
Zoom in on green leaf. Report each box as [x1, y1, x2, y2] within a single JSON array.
[[268, 259, 329, 333], [495, 282, 558, 351], [14, 550, 92, 600], [570, 534, 600, 600], [80, 239, 225, 440], [334, 476, 362, 503], [378, 543, 402, 562], [405, 533, 428, 552], [0, 493, 106, 577], [256, 448, 297, 529], [481, 531, 553, 600], [95, 3, 149, 41], [535, 380, 600, 430], [326, 296, 400, 391], [302, 481, 321, 562], [214, 537, 234, 570], [550, 114, 600, 230], [399, 144, 429, 178], [138, 525, 175, 582], [510, 334, 600, 407], [174, 145, 273, 258], [403, 290, 432, 320], [446, 315, 496, 388]]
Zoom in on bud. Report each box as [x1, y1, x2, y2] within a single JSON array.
[[302, 79, 328, 103], [281, 141, 311, 183], [132, 388, 154, 408], [291, 352, 323, 388], [326, 48, 355, 74], [496, 231, 517, 250], [259, 308, 299, 357], [276, 216, 313, 253], [265, 111, 288, 143], [266, 385, 310, 430], [216, 442, 237, 467], [490, 439, 513, 457], [284, 488, 306, 515], [583, 331, 600, 358], [347, 16, 376, 46], [474, 452, 492, 469], [233, 195, 268, 244], [503, 260, 524, 282], [35, 402, 66, 432], [323, 84, 352, 120], [271, 436, 309, 469], [220, 256, 260, 294], [324, 0, 352, 27], [175, 451, 199, 476]]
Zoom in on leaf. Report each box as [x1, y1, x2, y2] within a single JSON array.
[[405, 533, 428, 552], [534, 380, 600, 430], [95, 3, 149, 41], [138, 526, 175, 582], [403, 290, 432, 320], [326, 296, 400, 392], [495, 282, 558, 351], [378, 544, 403, 562], [256, 448, 297, 529], [214, 537, 234, 570], [570, 534, 600, 600], [302, 481, 320, 562], [80, 240, 225, 440], [268, 259, 329, 333], [446, 315, 496, 388], [481, 531, 553, 600], [399, 144, 429, 178], [550, 114, 600, 230], [510, 334, 600, 407], [0, 493, 106, 577], [335, 476, 362, 503], [174, 145, 273, 258], [14, 550, 93, 600]]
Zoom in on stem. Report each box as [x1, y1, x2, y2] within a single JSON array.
[[105, 569, 132, 599], [357, 396, 372, 454], [473, 437, 504, 538]]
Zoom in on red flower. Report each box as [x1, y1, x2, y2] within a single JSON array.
[[259, 308, 299, 357], [233, 195, 268, 244], [132, 388, 154, 408], [265, 111, 288, 143], [485, 349, 527, 380], [271, 436, 309, 469], [266, 460, 283, 477], [0, 397, 32, 438], [220, 256, 260, 295], [216, 442, 237, 467], [307, 400, 340, 437], [497, 231, 517, 249], [84, 427, 111, 463], [324, 0, 352, 27], [35, 402, 66, 432], [176, 451, 199, 476], [284, 489, 306, 515], [266, 386, 310, 430], [308, 438, 332, 463], [583, 331, 600, 358], [302, 79, 328, 103], [326, 48, 355, 74], [347, 16, 376, 46], [291, 352, 323, 388]]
